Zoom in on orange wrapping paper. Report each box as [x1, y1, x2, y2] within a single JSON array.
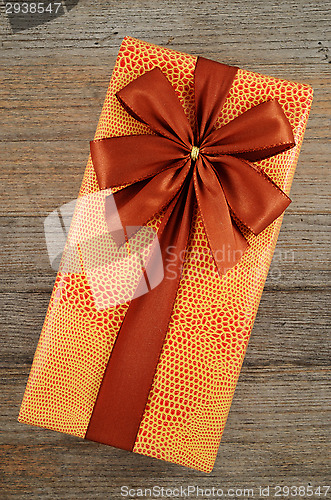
[[18, 36, 313, 472]]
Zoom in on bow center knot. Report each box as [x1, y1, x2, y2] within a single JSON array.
[[190, 145, 199, 161]]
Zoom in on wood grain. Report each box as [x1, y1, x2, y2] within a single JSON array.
[[1, 0, 330, 498]]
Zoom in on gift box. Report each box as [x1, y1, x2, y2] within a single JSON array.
[[18, 36, 313, 473]]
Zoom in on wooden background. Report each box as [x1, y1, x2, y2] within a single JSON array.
[[0, 0, 330, 498]]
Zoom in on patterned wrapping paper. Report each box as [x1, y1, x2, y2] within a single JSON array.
[[18, 36, 313, 473]]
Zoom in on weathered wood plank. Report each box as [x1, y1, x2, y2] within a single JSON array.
[[0, 0, 330, 497], [1, 366, 329, 498], [0, 214, 329, 291], [0, 0, 330, 71], [1, 141, 330, 215], [0, 290, 329, 366]]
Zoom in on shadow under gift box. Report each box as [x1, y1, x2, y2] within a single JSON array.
[[18, 36, 313, 473]]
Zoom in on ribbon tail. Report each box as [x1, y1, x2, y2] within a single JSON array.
[[85, 177, 195, 451], [193, 157, 248, 275]]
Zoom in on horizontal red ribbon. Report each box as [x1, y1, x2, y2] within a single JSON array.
[[85, 56, 295, 450]]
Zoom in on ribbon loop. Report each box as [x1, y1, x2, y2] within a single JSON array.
[[209, 155, 291, 235], [194, 57, 239, 143], [112, 158, 191, 230], [201, 99, 296, 161], [116, 67, 194, 148], [90, 134, 188, 190]]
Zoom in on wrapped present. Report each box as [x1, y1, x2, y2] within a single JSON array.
[[18, 36, 313, 473]]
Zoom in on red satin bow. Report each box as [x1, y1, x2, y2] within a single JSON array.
[[90, 56, 295, 274], [85, 56, 296, 451]]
